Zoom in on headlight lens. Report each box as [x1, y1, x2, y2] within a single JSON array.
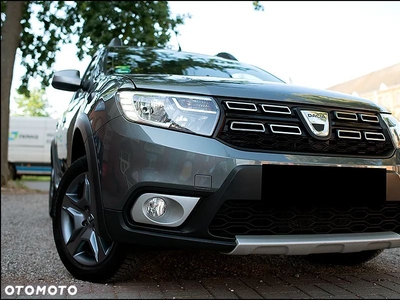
[[117, 91, 220, 136], [381, 114, 400, 149]]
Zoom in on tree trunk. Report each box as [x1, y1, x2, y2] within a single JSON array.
[[1, 1, 25, 186]]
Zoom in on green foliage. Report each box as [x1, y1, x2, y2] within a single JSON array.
[[17, 1, 77, 96], [71, 1, 186, 59], [13, 88, 51, 117], [253, 1, 265, 11], [1, 1, 261, 97], [2, 1, 187, 97]]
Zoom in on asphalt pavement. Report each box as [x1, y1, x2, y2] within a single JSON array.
[[1, 189, 400, 299]]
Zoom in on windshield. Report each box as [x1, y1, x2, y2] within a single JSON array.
[[106, 47, 285, 83]]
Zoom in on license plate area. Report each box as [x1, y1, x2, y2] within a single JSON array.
[[261, 164, 386, 205]]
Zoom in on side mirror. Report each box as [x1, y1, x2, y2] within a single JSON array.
[[51, 69, 81, 92]]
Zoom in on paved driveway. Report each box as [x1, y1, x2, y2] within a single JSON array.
[[1, 191, 399, 299]]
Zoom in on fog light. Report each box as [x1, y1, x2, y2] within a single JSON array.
[[145, 197, 167, 219]]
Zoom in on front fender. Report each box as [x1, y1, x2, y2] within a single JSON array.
[[73, 113, 112, 241]]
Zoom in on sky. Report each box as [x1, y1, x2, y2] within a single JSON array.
[[10, 1, 400, 119]]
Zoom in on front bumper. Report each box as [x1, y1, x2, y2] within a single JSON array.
[[102, 164, 400, 254], [98, 117, 400, 253], [228, 232, 400, 255]]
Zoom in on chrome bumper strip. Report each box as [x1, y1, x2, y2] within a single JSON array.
[[227, 232, 400, 255]]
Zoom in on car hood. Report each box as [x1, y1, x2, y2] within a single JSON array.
[[125, 75, 389, 113]]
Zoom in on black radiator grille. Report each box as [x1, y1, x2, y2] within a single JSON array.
[[215, 99, 395, 157], [209, 200, 400, 238]]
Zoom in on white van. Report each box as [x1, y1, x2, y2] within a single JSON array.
[[8, 116, 58, 179]]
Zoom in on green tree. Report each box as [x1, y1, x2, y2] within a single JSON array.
[[1, 1, 186, 185], [1, 1, 24, 186], [1, 1, 264, 185], [13, 88, 51, 117], [253, 1, 264, 11]]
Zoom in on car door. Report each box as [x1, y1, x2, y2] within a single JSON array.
[[55, 52, 103, 170]]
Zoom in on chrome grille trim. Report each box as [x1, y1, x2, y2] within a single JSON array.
[[225, 101, 257, 111], [261, 104, 291, 115], [270, 124, 302, 135], [337, 130, 362, 140], [216, 96, 395, 157], [230, 121, 266, 132], [335, 111, 358, 121], [365, 132, 386, 141], [360, 114, 379, 123]]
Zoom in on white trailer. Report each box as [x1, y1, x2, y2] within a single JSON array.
[[8, 116, 58, 179]]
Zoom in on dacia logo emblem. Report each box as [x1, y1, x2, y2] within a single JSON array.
[[300, 110, 330, 138]]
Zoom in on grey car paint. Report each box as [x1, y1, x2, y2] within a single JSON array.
[[53, 74, 399, 213], [95, 115, 400, 212], [123, 74, 390, 112]]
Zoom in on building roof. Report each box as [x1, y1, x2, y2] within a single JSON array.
[[327, 63, 400, 95]]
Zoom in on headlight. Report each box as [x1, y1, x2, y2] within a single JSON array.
[[381, 114, 400, 149], [117, 91, 220, 136]]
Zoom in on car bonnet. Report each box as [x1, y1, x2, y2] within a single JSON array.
[[124, 74, 389, 113]]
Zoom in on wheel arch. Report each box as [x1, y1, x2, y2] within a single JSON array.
[[70, 113, 112, 240], [49, 139, 61, 218], [71, 129, 85, 164]]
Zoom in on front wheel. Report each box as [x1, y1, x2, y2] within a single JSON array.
[[305, 249, 383, 266], [52, 156, 144, 282]]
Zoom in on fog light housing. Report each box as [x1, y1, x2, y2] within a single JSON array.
[[131, 193, 200, 227], [145, 197, 167, 219]]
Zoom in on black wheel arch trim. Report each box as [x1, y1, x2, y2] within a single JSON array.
[[73, 113, 112, 241], [49, 139, 61, 217]]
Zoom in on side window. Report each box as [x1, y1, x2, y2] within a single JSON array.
[[81, 55, 98, 84], [71, 55, 98, 100], [79, 51, 106, 95]]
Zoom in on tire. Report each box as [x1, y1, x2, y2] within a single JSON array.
[[52, 156, 145, 283], [305, 249, 383, 266]]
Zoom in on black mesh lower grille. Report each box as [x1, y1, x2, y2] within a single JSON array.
[[209, 200, 400, 238]]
